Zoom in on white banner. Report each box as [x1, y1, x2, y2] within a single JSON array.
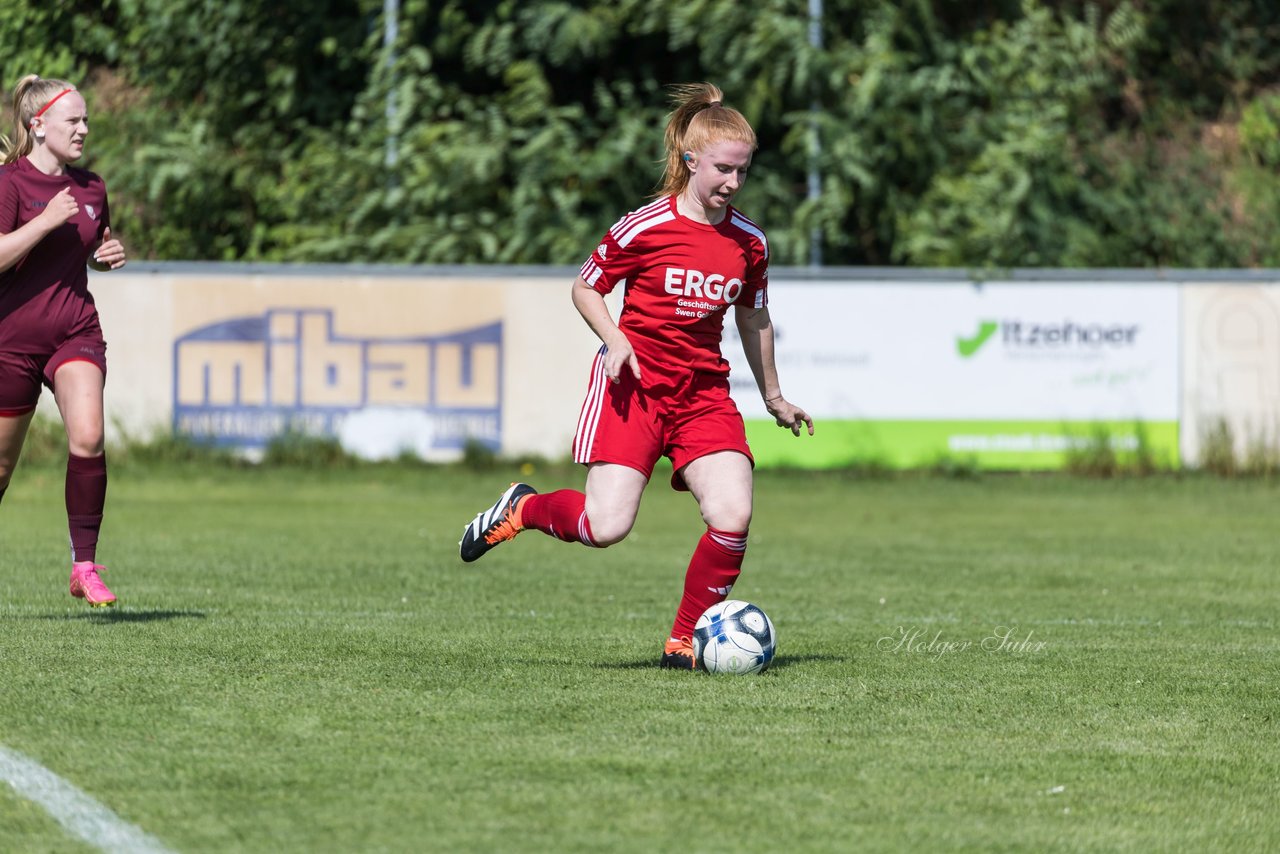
[[727, 281, 1180, 421]]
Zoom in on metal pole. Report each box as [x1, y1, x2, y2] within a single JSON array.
[[808, 0, 823, 267], [384, 0, 399, 178]]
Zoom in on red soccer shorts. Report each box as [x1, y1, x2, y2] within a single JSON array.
[[0, 330, 108, 416], [572, 346, 754, 491]]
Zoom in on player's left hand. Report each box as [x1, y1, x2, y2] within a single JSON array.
[[91, 227, 127, 271], [766, 396, 814, 437]]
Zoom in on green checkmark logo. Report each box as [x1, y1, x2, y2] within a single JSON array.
[[957, 321, 998, 357]]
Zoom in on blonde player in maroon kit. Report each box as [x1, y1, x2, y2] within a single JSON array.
[[0, 75, 128, 607], [460, 82, 813, 669]]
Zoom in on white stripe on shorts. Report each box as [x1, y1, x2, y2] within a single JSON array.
[[573, 346, 609, 463]]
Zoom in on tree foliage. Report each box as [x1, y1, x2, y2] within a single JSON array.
[[1, 0, 1277, 267]]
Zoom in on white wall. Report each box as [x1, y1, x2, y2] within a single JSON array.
[[46, 265, 1280, 468], [1181, 283, 1280, 462]]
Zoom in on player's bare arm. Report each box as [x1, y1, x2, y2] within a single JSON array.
[[571, 275, 640, 383], [735, 304, 814, 437]]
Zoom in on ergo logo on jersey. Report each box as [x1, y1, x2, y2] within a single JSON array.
[[664, 267, 744, 303]]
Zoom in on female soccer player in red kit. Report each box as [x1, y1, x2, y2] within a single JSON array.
[[460, 82, 813, 668], [0, 75, 128, 607]]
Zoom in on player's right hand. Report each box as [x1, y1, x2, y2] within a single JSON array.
[[39, 187, 78, 227], [604, 333, 641, 384]]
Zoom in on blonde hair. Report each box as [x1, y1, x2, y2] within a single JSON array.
[[655, 82, 757, 198], [2, 75, 78, 164]]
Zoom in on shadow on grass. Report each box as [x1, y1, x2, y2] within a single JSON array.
[[37, 609, 208, 623], [592, 652, 848, 671]]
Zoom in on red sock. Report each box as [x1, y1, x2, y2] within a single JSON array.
[[66, 452, 107, 563], [520, 490, 596, 546], [669, 527, 747, 640]]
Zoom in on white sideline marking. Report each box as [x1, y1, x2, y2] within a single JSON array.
[[0, 745, 175, 853]]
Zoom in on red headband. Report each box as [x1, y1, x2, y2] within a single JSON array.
[[30, 88, 76, 127]]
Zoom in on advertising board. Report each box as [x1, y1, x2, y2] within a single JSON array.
[[727, 281, 1181, 468]]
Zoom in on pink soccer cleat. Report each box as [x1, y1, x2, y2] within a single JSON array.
[[69, 563, 117, 608]]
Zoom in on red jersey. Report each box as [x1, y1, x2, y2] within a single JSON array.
[[0, 157, 110, 354], [578, 195, 768, 390]]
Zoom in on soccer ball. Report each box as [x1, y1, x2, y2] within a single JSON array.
[[692, 600, 776, 675]]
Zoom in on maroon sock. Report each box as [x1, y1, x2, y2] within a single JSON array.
[[66, 452, 107, 563], [669, 527, 747, 640], [520, 490, 596, 546]]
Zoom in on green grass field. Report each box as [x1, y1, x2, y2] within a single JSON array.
[[2, 460, 1278, 852]]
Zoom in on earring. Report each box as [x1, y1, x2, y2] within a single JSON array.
[[34, 131, 45, 139]]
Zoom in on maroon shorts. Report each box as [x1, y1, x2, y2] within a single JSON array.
[[572, 347, 753, 491], [0, 328, 108, 416]]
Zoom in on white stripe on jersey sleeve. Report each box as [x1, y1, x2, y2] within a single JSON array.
[[580, 257, 604, 286], [616, 210, 676, 248], [729, 212, 769, 261], [611, 197, 670, 236]]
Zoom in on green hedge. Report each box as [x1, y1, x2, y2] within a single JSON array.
[[3, 0, 1278, 267]]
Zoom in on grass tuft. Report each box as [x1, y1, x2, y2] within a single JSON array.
[[261, 429, 357, 468]]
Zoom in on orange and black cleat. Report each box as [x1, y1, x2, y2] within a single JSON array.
[[660, 636, 697, 671], [459, 483, 537, 563]]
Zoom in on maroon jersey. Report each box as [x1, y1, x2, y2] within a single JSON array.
[[578, 195, 768, 390], [0, 157, 109, 355]]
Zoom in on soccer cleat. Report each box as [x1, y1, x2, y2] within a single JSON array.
[[69, 563, 116, 608], [659, 636, 697, 670], [459, 482, 537, 563]]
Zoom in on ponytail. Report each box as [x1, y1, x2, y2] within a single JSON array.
[[2, 75, 78, 164], [655, 82, 757, 198]]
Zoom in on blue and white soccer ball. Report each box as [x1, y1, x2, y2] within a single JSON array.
[[692, 599, 776, 675]]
